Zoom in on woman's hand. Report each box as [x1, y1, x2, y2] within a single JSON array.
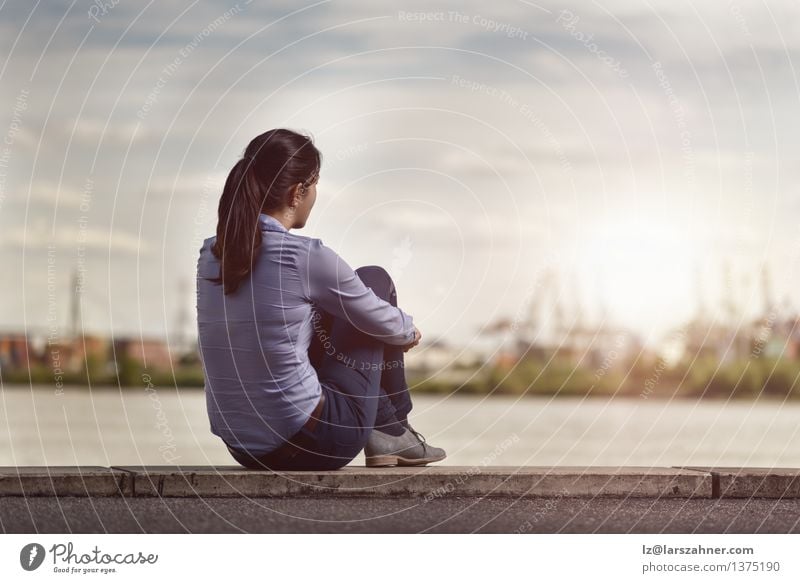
[[403, 326, 422, 352]]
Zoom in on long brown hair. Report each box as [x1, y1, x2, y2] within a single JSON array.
[[210, 128, 321, 294]]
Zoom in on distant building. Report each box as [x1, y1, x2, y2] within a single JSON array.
[[749, 313, 800, 361], [112, 336, 173, 371], [46, 334, 109, 373], [0, 333, 33, 370], [404, 338, 483, 381]]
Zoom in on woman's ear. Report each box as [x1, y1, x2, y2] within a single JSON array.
[[288, 182, 304, 208]]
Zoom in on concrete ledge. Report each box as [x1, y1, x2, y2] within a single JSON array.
[[6, 465, 797, 499], [679, 466, 800, 498], [113, 465, 710, 498], [0, 465, 712, 498], [0, 466, 131, 497]]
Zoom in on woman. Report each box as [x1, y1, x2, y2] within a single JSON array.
[[196, 128, 446, 471]]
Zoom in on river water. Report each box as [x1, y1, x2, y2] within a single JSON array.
[[1, 385, 799, 467]]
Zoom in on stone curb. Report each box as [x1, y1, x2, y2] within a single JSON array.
[[6, 466, 797, 499], [2, 465, 713, 498], [678, 466, 800, 498], [0, 466, 131, 497]]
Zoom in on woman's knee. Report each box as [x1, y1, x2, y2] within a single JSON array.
[[355, 265, 395, 301]]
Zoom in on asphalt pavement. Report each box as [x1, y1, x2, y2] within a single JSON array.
[[3, 495, 800, 533]]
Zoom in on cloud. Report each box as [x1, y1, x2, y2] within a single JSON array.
[[72, 118, 156, 145], [1, 218, 151, 255], [24, 180, 84, 208], [147, 171, 227, 199]]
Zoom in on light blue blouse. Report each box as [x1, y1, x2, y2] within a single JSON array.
[[196, 212, 415, 456]]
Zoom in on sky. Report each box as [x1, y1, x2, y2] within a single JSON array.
[[1, 0, 799, 351]]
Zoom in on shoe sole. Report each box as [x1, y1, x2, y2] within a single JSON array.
[[365, 453, 446, 467]]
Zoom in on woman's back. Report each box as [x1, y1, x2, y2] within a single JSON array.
[[196, 212, 414, 456], [196, 212, 324, 456]]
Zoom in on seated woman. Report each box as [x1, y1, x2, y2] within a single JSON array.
[[196, 128, 446, 471]]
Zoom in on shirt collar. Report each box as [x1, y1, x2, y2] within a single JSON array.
[[258, 212, 288, 233]]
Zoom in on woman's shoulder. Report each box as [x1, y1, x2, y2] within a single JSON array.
[[196, 236, 218, 277], [196, 236, 220, 261], [273, 230, 332, 254], [282, 233, 348, 273], [304, 236, 341, 259]]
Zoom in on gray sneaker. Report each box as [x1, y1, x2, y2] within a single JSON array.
[[365, 424, 446, 467]]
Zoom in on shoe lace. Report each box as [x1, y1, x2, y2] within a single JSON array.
[[407, 425, 429, 454]]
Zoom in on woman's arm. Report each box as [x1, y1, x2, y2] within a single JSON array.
[[303, 239, 415, 345]]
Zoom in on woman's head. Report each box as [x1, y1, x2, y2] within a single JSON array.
[[210, 128, 322, 294]]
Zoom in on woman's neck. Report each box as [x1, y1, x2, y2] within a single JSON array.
[[264, 210, 293, 231]]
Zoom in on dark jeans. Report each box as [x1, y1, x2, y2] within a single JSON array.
[[226, 265, 413, 470]]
